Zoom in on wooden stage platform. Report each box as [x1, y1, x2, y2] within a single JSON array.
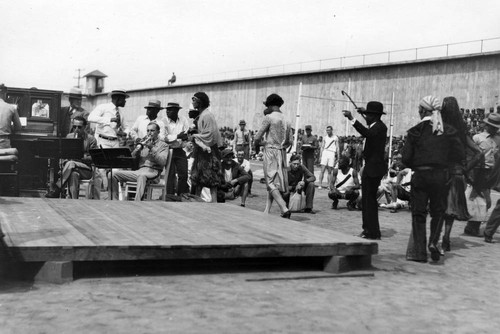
[[0, 197, 378, 283]]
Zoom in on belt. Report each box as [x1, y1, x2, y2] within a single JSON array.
[[237, 143, 249, 146], [99, 134, 118, 141]]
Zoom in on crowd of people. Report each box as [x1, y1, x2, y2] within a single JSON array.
[[2, 82, 500, 264]]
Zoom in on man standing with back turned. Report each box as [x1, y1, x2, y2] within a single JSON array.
[[343, 101, 387, 240]]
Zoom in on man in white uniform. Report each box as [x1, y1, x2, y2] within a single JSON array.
[[318, 126, 339, 189]]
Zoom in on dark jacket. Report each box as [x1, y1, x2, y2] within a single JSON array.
[[221, 161, 251, 190], [287, 164, 316, 192], [353, 120, 388, 178], [59, 106, 90, 137], [402, 121, 464, 169]]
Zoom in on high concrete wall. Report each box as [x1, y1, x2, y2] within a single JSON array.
[[83, 51, 500, 137]]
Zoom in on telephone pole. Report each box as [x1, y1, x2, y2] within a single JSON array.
[[74, 68, 85, 88]]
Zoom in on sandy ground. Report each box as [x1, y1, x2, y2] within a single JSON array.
[[1, 163, 500, 333]]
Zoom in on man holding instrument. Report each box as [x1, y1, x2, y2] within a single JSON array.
[[343, 101, 387, 240]]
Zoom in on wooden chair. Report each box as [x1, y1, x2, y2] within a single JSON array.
[[124, 148, 173, 201]]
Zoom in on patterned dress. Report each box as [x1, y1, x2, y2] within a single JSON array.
[[254, 111, 292, 193], [190, 109, 223, 189]]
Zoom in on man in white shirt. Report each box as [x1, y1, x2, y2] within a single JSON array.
[[130, 100, 166, 142], [233, 120, 252, 160], [235, 150, 253, 196], [88, 89, 130, 195], [88, 89, 130, 148], [318, 126, 339, 189], [162, 102, 190, 195]]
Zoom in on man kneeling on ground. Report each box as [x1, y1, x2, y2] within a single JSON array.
[[328, 155, 360, 210], [218, 148, 251, 207], [284, 154, 316, 213]]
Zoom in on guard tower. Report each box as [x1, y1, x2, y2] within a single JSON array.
[[83, 70, 107, 95]]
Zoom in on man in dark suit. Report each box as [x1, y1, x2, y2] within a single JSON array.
[[343, 101, 388, 239], [59, 88, 89, 138]]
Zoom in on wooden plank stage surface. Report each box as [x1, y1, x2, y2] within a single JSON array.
[[0, 197, 377, 279]]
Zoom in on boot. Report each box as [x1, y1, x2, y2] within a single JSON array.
[[464, 221, 481, 237]]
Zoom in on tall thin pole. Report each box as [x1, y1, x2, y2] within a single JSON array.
[[345, 78, 351, 136], [387, 92, 395, 174], [293, 82, 302, 153]]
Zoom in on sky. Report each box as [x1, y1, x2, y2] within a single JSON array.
[[0, 0, 499, 92]]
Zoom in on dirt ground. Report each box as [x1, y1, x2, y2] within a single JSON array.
[[1, 165, 500, 333]]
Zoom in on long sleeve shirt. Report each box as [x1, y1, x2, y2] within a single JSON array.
[[162, 115, 190, 149], [133, 138, 170, 171], [402, 120, 464, 169], [254, 111, 292, 150], [0, 99, 22, 136], [287, 165, 316, 192], [88, 102, 130, 138], [130, 115, 166, 141]]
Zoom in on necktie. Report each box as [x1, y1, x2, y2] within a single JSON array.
[[115, 108, 121, 128]]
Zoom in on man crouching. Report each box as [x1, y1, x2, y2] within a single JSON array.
[[218, 148, 251, 207]]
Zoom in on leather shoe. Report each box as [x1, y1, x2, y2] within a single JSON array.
[[304, 208, 315, 214], [358, 232, 381, 240], [484, 234, 494, 243], [281, 211, 291, 219], [428, 243, 441, 262], [442, 237, 451, 252]]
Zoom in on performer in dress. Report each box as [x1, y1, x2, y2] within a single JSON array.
[[254, 93, 293, 218], [439, 96, 480, 251], [190, 92, 223, 202]]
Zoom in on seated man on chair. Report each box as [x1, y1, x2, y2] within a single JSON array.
[[110, 122, 169, 201], [283, 154, 316, 213], [328, 155, 360, 210], [218, 148, 251, 207], [46, 116, 98, 199]]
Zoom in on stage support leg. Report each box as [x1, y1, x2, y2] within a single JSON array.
[[34, 261, 73, 284], [323, 255, 372, 273]]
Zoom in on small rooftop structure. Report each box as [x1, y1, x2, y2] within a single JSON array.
[[84, 70, 107, 94]]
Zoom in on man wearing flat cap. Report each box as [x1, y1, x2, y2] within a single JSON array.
[[343, 101, 388, 240], [59, 88, 89, 138], [233, 119, 252, 160], [130, 100, 166, 142], [300, 125, 318, 174]]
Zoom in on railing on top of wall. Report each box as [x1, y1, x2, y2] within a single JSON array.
[[120, 37, 500, 90]]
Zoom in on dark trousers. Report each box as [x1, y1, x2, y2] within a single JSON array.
[[328, 189, 360, 206], [361, 174, 383, 238], [484, 199, 500, 239], [167, 148, 189, 195], [406, 169, 447, 261], [303, 153, 315, 174], [283, 182, 316, 209]]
